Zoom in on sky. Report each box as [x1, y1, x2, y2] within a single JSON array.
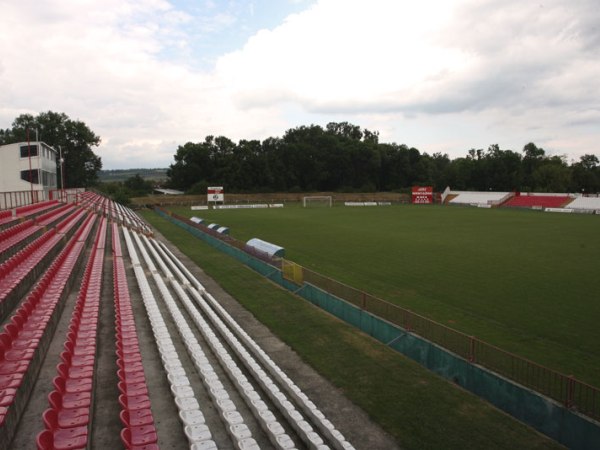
[[1, 0, 599, 169]]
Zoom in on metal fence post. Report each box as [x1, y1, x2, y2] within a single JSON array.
[[566, 375, 575, 409], [469, 336, 476, 363]]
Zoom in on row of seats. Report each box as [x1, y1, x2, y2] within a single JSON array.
[[0, 200, 57, 229], [0, 213, 96, 447], [449, 192, 509, 206], [0, 229, 59, 305], [78, 192, 151, 235], [0, 220, 39, 261], [0, 208, 88, 310], [503, 195, 571, 208], [15, 200, 59, 217], [136, 233, 265, 449], [37, 217, 106, 450], [116, 202, 152, 235], [112, 223, 159, 450], [122, 228, 218, 450], [36, 204, 77, 228], [155, 240, 354, 450], [567, 196, 600, 210], [144, 237, 296, 449]]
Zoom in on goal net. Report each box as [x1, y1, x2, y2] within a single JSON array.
[[303, 196, 332, 207]]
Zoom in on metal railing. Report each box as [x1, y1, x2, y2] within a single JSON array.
[[300, 267, 599, 421]]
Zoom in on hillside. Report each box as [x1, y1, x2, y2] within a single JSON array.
[[98, 168, 168, 182]]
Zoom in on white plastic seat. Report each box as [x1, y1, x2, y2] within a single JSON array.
[[275, 434, 296, 449], [191, 440, 218, 450], [266, 421, 285, 435], [222, 410, 244, 426], [168, 374, 190, 387], [180, 409, 206, 426], [230, 423, 252, 440], [238, 437, 260, 450], [185, 424, 212, 443], [175, 396, 200, 411], [171, 384, 195, 399], [216, 398, 237, 412]]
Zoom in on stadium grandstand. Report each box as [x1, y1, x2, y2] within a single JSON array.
[[446, 191, 511, 207], [502, 193, 572, 209], [567, 196, 600, 211], [443, 188, 600, 213], [0, 191, 361, 449]]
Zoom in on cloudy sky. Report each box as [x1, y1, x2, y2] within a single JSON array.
[[1, 0, 599, 169]]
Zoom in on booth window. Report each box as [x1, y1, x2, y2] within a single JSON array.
[[20, 145, 39, 158], [20, 169, 40, 184]]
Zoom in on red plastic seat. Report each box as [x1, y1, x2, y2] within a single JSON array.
[[0, 373, 23, 389], [61, 352, 94, 368], [63, 341, 95, 357], [53, 375, 92, 394], [0, 339, 35, 361], [117, 369, 146, 385], [0, 387, 16, 407], [36, 429, 53, 450], [118, 393, 151, 411], [0, 360, 29, 375], [57, 358, 93, 379], [120, 427, 158, 449], [47, 391, 89, 428], [117, 380, 148, 397], [43, 406, 89, 430], [119, 408, 154, 427], [55, 390, 91, 410], [38, 409, 88, 450], [38, 422, 87, 450]]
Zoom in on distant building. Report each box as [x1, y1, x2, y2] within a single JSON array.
[[0, 141, 58, 200], [154, 188, 184, 195]]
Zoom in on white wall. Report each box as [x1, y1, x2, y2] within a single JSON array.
[[0, 141, 58, 193]]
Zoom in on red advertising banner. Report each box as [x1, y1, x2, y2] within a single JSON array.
[[412, 186, 433, 204]]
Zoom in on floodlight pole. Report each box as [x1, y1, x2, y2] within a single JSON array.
[[59, 146, 66, 200], [27, 128, 34, 204]]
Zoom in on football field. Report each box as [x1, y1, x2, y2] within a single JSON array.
[[168, 204, 600, 386]]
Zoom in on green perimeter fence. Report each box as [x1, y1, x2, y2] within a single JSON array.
[[156, 207, 600, 423]]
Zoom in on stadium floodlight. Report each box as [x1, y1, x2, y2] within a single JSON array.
[[303, 196, 332, 207]]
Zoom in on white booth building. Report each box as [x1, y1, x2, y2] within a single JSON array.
[[0, 142, 59, 207], [0, 142, 58, 192]]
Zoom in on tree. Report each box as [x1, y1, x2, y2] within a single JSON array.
[[1, 111, 102, 187], [124, 174, 153, 196], [570, 154, 600, 193], [522, 142, 545, 190], [532, 156, 571, 192]]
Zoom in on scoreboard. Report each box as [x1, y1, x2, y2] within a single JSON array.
[[412, 186, 433, 204], [207, 186, 224, 203]]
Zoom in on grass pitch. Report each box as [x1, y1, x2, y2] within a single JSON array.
[[167, 204, 600, 386], [141, 210, 564, 450]]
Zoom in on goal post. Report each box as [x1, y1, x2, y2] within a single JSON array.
[[303, 196, 332, 207]]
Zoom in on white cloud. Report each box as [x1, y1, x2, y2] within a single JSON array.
[[0, 0, 599, 169]]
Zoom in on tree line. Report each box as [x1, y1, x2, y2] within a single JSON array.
[[167, 122, 600, 194], [2, 113, 598, 195]]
